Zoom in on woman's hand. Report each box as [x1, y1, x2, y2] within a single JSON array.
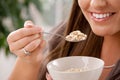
[[46, 73, 53, 80], [7, 21, 46, 65]]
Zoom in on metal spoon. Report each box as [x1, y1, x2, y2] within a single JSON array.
[[42, 31, 87, 42]]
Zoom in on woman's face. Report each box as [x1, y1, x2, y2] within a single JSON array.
[[78, 0, 120, 36]]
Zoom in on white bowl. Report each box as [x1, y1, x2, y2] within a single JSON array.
[[47, 56, 104, 80]]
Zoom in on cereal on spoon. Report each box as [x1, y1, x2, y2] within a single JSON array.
[[65, 30, 87, 42]]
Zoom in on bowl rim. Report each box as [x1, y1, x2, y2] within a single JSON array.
[[47, 56, 104, 73]]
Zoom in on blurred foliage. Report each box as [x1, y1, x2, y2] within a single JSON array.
[[0, 0, 43, 56]]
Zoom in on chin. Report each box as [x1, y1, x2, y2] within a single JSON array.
[[92, 31, 105, 37], [91, 28, 111, 37], [92, 29, 120, 37], [90, 25, 117, 37]]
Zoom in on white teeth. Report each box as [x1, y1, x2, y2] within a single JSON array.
[[92, 13, 112, 19]]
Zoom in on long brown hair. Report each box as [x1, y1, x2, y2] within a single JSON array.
[[39, 0, 103, 80]]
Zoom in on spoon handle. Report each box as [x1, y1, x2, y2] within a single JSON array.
[[42, 32, 65, 39]]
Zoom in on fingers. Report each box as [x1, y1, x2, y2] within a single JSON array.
[[13, 37, 46, 57], [14, 38, 42, 57], [24, 39, 41, 52], [14, 39, 44, 57], [32, 39, 46, 55], [24, 20, 34, 28], [7, 20, 46, 58], [9, 34, 40, 52], [7, 27, 42, 43], [46, 73, 53, 80], [7, 20, 42, 43]]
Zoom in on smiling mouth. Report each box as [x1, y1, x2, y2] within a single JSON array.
[[92, 12, 115, 19]]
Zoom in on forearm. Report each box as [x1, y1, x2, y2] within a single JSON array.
[[8, 57, 41, 80]]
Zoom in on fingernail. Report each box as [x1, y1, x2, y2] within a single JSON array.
[[36, 39, 41, 44], [46, 73, 50, 78], [24, 20, 34, 27]]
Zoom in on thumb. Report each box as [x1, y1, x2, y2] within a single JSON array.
[[24, 20, 34, 28], [46, 73, 53, 80]]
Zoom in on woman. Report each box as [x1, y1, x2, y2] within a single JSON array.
[[7, 0, 120, 80]]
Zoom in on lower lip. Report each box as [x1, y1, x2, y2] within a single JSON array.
[[91, 13, 114, 22]]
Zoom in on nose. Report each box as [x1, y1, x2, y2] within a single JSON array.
[[90, 0, 108, 10]]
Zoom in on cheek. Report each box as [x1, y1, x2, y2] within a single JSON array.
[[78, 0, 88, 9], [78, 0, 82, 7], [78, 0, 90, 19]]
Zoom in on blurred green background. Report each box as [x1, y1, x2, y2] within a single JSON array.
[[0, 0, 43, 55]]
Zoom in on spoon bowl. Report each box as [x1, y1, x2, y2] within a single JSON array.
[[42, 30, 87, 42]]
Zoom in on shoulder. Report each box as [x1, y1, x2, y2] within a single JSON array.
[[106, 59, 120, 80]]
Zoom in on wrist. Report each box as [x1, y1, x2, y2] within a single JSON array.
[[8, 57, 41, 80], [17, 57, 41, 68]]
